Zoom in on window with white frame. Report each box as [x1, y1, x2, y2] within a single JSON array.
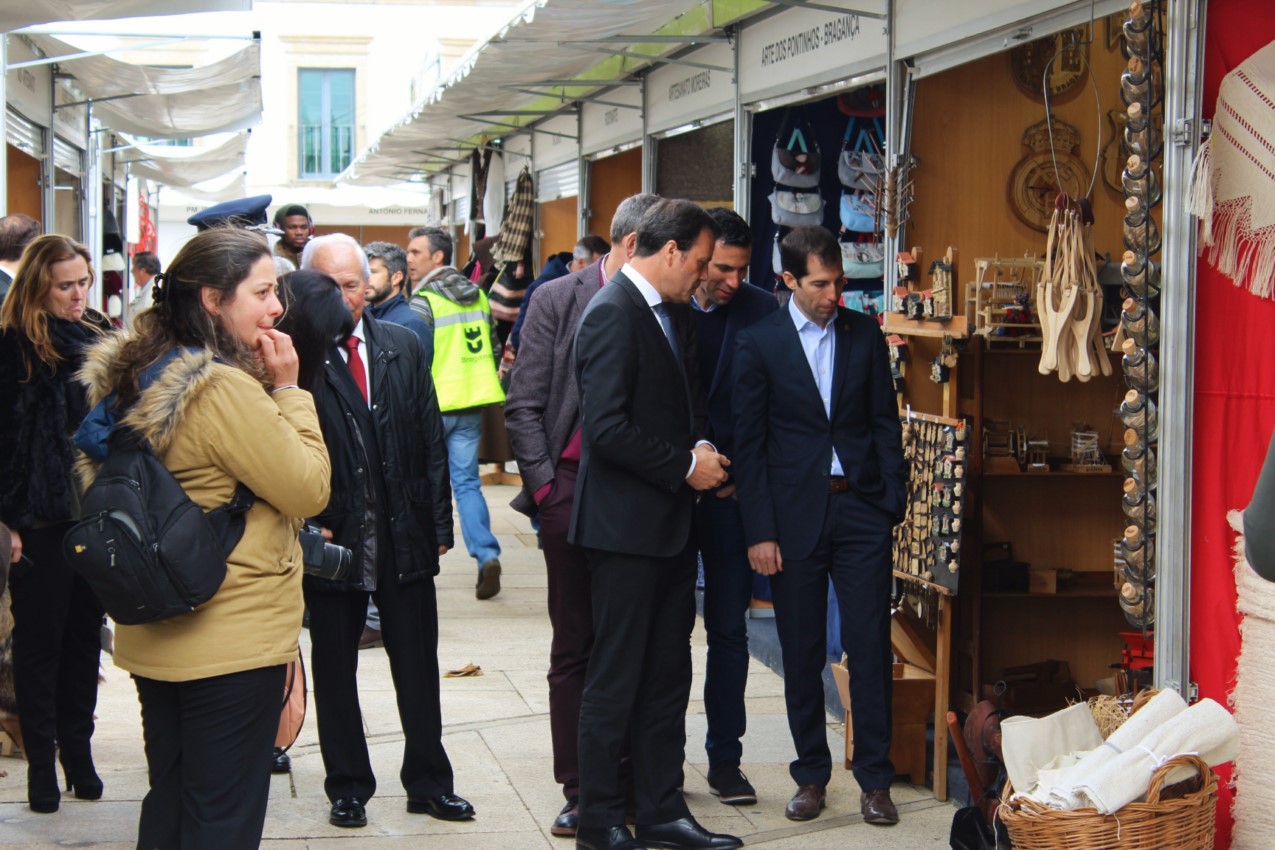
[[298, 68, 355, 179]]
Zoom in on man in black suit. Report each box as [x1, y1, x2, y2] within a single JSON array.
[[301, 234, 474, 830], [691, 208, 778, 807], [732, 225, 907, 826], [570, 199, 741, 850]]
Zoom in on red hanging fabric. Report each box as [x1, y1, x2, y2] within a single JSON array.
[[1192, 3, 1275, 847]]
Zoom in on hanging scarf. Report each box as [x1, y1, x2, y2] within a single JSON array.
[[1189, 38, 1275, 298]]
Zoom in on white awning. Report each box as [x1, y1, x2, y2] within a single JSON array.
[[339, 0, 705, 187], [159, 171, 247, 204], [27, 35, 262, 139], [122, 132, 247, 188], [1, 1, 249, 34]]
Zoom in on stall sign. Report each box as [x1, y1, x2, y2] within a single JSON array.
[[6, 37, 53, 128], [645, 42, 735, 135], [580, 85, 643, 156], [53, 79, 88, 151], [739, 3, 887, 103], [532, 113, 581, 172]]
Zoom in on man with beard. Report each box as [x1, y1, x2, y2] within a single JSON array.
[[364, 241, 431, 356]]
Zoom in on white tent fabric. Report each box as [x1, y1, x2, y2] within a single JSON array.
[[27, 35, 262, 139], [160, 171, 247, 204], [338, 0, 703, 186], [90, 81, 261, 138], [1, 1, 248, 34], [123, 133, 247, 188], [27, 36, 260, 99]]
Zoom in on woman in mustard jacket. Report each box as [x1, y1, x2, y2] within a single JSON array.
[[77, 227, 331, 849]]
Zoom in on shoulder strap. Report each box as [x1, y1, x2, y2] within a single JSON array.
[[852, 117, 886, 154]]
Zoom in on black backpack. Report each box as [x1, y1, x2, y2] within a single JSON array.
[[63, 427, 255, 625]]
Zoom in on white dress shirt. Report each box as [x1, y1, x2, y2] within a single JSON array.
[[337, 318, 371, 407], [788, 297, 844, 476]]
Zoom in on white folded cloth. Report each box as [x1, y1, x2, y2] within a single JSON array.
[[1068, 698, 1238, 814], [1038, 689, 1188, 807], [1001, 702, 1104, 796]]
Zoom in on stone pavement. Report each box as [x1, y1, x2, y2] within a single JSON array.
[[0, 483, 957, 848]]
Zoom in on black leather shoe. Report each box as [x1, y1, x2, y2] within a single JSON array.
[[576, 825, 637, 850], [407, 793, 475, 820], [271, 747, 292, 774], [636, 816, 743, 849], [329, 797, 367, 828], [551, 798, 579, 836]]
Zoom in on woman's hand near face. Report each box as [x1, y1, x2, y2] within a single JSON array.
[[259, 328, 300, 388]]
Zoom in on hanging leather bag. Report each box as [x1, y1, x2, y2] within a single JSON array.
[[839, 117, 886, 191], [771, 112, 822, 188]]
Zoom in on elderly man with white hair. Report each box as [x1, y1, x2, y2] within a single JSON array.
[[298, 234, 474, 830]]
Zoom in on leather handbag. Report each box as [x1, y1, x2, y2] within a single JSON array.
[[770, 189, 824, 227], [771, 111, 821, 189], [839, 191, 881, 234], [842, 240, 885, 279], [839, 117, 885, 191]]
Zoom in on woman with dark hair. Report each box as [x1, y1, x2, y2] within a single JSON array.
[[0, 235, 111, 813], [76, 227, 331, 848], [276, 269, 353, 390]]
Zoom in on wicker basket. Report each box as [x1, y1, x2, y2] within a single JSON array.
[[997, 754, 1217, 850]]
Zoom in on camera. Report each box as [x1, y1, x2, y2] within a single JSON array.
[[299, 525, 352, 581]]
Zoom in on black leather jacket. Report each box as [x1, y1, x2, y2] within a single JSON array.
[[307, 313, 453, 591]]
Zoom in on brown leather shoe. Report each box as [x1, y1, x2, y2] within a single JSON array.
[[860, 788, 899, 825], [784, 784, 826, 821]]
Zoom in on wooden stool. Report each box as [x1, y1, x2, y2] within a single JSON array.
[[832, 659, 937, 786]]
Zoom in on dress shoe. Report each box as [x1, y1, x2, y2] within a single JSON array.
[[706, 765, 757, 806], [407, 793, 475, 820], [860, 787, 899, 825], [61, 758, 103, 800], [476, 559, 502, 600], [329, 797, 367, 828], [636, 816, 743, 849], [271, 747, 292, 774], [358, 626, 383, 650], [551, 798, 579, 837], [784, 783, 826, 821], [576, 825, 637, 850], [28, 763, 60, 813]]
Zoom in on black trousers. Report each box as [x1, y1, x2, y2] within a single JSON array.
[[577, 545, 696, 830], [770, 488, 895, 792], [303, 567, 453, 804], [7, 522, 103, 768], [134, 664, 285, 850]]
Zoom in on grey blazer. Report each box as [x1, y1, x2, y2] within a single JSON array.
[[504, 258, 605, 516]]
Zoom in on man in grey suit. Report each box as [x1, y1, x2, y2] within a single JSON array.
[[504, 193, 658, 837]]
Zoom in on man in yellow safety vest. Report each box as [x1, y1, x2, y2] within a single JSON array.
[[407, 226, 505, 599]]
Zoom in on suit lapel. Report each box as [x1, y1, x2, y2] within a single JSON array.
[[326, 345, 367, 414], [777, 310, 828, 420], [831, 311, 856, 411], [707, 302, 744, 399]]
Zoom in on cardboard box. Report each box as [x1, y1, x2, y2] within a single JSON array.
[[1028, 568, 1058, 594], [832, 658, 935, 785]]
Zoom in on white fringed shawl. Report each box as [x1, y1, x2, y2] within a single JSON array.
[[1189, 39, 1275, 299]]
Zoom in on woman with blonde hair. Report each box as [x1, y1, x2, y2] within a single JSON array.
[[0, 235, 111, 813], [76, 226, 331, 848]]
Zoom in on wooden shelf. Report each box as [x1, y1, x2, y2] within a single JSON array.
[[984, 590, 1118, 599], [883, 313, 970, 339], [983, 471, 1125, 478]]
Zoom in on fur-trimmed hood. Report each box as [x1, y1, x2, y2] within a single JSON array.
[[75, 334, 227, 476]]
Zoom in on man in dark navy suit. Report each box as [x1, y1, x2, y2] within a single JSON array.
[[690, 208, 777, 807], [731, 225, 907, 827], [570, 199, 741, 850]]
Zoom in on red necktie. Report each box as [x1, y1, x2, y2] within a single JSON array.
[[344, 335, 368, 403]]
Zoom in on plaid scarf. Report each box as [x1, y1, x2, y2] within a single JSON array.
[[496, 167, 535, 264]]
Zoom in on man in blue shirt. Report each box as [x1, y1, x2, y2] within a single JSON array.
[[364, 241, 432, 364]]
